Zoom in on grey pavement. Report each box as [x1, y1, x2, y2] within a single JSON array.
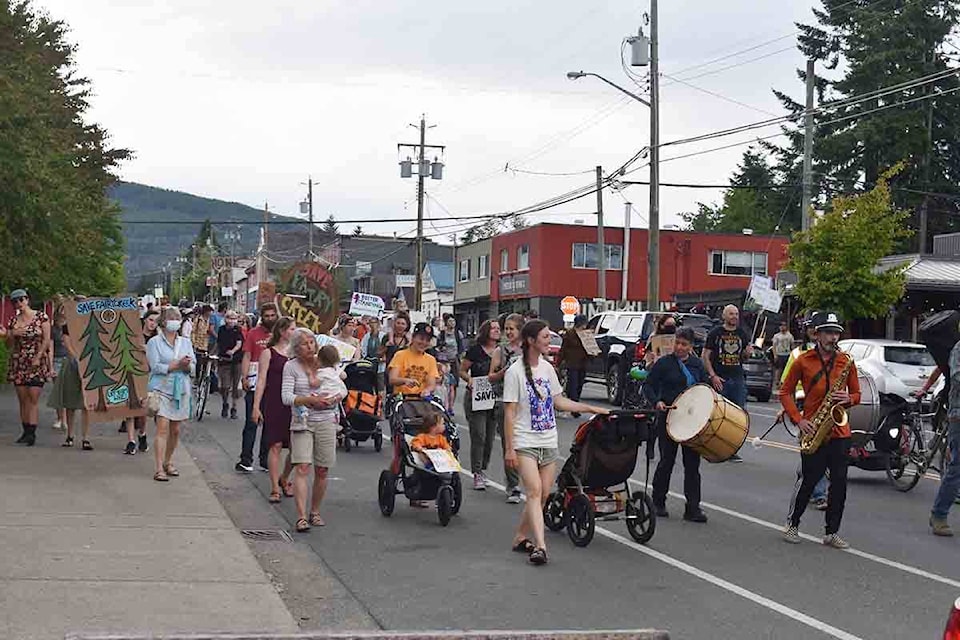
[[0, 386, 298, 640]]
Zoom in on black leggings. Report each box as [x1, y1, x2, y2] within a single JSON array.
[[789, 437, 850, 535]]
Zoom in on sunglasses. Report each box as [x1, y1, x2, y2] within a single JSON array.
[[11, 297, 26, 304]]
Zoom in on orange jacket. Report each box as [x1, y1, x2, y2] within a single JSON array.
[[779, 349, 860, 439], [410, 433, 451, 452]]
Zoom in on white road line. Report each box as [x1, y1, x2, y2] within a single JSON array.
[[463, 470, 864, 640]]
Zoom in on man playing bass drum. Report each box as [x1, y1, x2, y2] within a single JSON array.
[[780, 312, 860, 549]]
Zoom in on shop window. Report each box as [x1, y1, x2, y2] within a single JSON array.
[[572, 243, 623, 269]]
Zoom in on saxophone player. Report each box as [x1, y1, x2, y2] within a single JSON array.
[[780, 312, 860, 548]]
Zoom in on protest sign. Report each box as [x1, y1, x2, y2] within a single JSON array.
[[66, 297, 148, 423], [349, 292, 385, 318], [649, 334, 675, 360], [471, 376, 495, 411], [316, 333, 358, 363], [576, 329, 602, 357], [277, 262, 338, 335], [422, 448, 461, 473]]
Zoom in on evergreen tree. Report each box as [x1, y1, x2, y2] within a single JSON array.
[[80, 313, 117, 412], [108, 314, 147, 409], [352, 225, 363, 236], [322, 215, 339, 237]]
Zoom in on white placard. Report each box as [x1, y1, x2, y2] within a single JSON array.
[[471, 376, 495, 411], [316, 334, 358, 363], [221, 286, 234, 297], [349, 292, 385, 318], [396, 274, 416, 288], [422, 448, 461, 473]]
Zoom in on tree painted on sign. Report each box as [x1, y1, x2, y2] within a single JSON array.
[[109, 314, 147, 409], [80, 313, 117, 412]]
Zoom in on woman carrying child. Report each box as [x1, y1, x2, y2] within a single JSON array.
[[503, 320, 608, 566], [281, 330, 348, 533]]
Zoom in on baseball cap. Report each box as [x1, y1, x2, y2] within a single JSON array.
[[9, 288, 27, 301], [412, 322, 434, 338]]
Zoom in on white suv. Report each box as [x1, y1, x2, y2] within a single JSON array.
[[838, 339, 944, 400]]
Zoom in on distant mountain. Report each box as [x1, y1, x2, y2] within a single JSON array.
[[111, 182, 297, 289]]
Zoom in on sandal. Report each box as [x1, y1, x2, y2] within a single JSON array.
[[163, 463, 179, 477], [295, 518, 310, 533], [81, 440, 93, 451], [61, 437, 74, 448], [512, 538, 535, 554], [528, 547, 548, 566], [268, 492, 282, 504], [153, 471, 169, 482], [309, 512, 325, 527], [281, 479, 294, 498]]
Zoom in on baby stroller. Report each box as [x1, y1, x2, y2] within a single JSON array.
[[339, 359, 383, 452], [377, 395, 463, 526], [544, 410, 657, 547]]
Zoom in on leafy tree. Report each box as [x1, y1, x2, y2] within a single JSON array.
[[108, 314, 147, 409], [322, 214, 339, 237], [787, 174, 912, 321], [79, 313, 117, 411], [0, 1, 129, 298], [511, 215, 528, 230]]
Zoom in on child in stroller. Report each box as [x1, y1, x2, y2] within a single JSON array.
[[410, 413, 454, 470], [377, 395, 463, 526], [339, 358, 383, 452], [544, 410, 658, 547]]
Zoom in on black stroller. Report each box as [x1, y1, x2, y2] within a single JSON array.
[[377, 395, 463, 526], [544, 410, 657, 547], [339, 359, 383, 452]]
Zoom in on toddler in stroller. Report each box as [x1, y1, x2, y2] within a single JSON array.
[[339, 359, 383, 452], [377, 396, 463, 526], [544, 410, 658, 547]]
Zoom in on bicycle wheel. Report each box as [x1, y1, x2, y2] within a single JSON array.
[[195, 377, 209, 422], [885, 425, 925, 492]]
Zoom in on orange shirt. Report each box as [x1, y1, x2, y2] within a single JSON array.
[[779, 349, 860, 439], [410, 432, 451, 451]]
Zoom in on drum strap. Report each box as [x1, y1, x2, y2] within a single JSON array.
[[675, 356, 697, 388]]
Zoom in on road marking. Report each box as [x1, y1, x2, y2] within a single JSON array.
[[464, 470, 865, 640], [749, 438, 943, 481]]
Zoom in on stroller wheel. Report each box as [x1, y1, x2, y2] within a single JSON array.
[[344, 434, 352, 452], [450, 473, 463, 515], [566, 494, 595, 547], [378, 470, 396, 516], [626, 490, 656, 544], [543, 492, 565, 532], [437, 485, 454, 526], [373, 432, 383, 452]]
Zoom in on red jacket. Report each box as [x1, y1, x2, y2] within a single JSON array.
[[779, 349, 860, 439]]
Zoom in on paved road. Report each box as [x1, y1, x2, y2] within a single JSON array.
[[190, 382, 958, 640]]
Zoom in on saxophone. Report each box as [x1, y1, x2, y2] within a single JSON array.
[[800, 353, 854, 455]]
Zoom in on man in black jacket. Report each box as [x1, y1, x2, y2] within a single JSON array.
[[643, 327, 710, 523]]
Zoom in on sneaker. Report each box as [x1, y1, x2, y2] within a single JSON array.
[[930, 517, 954, 537], [230, 407, 237, 420], [728, 453, 744, 463], [782, 525, 801, 544], [124, 441, 136, 455], [473, 474, 485, 491], [259, 464, 269, 473], [683, 509, 708, 523], [571, 412, 581, 419], [822, 533, 850, 549], [654, 503, 669, 519], [811, 498, 828, 511], [221, 405, 229, 419], [52, 420, 63, 431], [137, 434, 149, 452], [506, 489, 523, 504], [235, 461, 254, 474], [479, 471, 489, 487]]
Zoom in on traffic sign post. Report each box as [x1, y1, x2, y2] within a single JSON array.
[[560, 296, 581, 316]]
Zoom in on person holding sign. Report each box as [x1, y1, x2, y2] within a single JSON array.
[[460, 319, 501, 491], [387, 322, 439, 398], [557, 314, 589, 415]]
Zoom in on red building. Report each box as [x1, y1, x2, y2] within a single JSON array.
[[454, 222, 790, 328]]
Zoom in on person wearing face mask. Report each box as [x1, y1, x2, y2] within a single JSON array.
[[146, 307, 196, 482], [217, 311, 244, 420], [237, 303, 279, 473]]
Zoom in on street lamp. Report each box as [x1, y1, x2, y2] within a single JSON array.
[[566, 71, 650, 106]]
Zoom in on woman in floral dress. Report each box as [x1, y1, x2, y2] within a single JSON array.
[[1, 289, 52, 446]]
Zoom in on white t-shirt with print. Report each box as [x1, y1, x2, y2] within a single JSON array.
[[502, 357, 561, 449]]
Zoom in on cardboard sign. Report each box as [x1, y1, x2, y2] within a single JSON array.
[[277, 261, 338, 335], [65, 297, 148, 423], [316, 333, 358, 363], [576, 329, 602, 357], [471, 376, 495, 411], [650, 334, 675, 360], [349, 292, 385, 318], [422, 448, 461, 473]]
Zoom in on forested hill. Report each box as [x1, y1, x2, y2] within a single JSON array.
[[111, 182, 295, 290]]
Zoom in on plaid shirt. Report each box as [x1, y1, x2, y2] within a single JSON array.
[[191, 315, 210, 353]]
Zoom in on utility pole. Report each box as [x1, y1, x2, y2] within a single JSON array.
[[801, 59, 816, 232], [307, 177, 314, 257], [596, 165, 606, 303], [621, 201, 631, 305], [647, 0, 661, 312], [398, 116, 445, 310]]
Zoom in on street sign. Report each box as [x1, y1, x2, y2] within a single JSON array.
[[212, 256, 234, 271], [221, 286, 234, 297], [560, 296, 581, 316], [396, 274, 416, 288], [356, 261, 372, 276], [349, 292, 385, 318]]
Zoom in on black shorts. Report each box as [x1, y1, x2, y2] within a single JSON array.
[[20, 377, 45, 388], [775, 355, 789, 370]]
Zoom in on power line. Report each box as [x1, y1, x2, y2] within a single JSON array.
[[661, 73, 780, 117]]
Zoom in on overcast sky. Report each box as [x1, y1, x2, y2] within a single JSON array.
[[37, 0, 817, 245]]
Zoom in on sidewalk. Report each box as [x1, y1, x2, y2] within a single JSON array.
[[0, 386, 297, 640]]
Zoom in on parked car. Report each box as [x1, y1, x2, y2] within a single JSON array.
[[838, 339, 944, 401], [743, 349, 774, 402], [547, 330, 562, 365]]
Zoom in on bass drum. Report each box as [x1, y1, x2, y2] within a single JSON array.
[[846, 369, 880, 448]]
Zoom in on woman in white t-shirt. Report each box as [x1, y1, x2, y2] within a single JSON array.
[[502, 320, 608, 565]]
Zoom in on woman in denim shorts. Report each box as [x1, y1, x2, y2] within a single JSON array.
[[502, 320, 608, 566]]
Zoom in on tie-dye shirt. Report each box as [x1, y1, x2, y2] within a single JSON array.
[[502, 357, 562, 449]]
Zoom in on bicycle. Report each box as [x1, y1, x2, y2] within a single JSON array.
[[885, 392, 949, 492], [194, 353, 219, 422]]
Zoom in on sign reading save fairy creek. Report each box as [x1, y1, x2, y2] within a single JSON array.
[[65, 297, 149, 422], [276, 261, 338, 335]]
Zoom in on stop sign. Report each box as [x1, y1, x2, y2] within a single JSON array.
[[560, 296, 581, 316]]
